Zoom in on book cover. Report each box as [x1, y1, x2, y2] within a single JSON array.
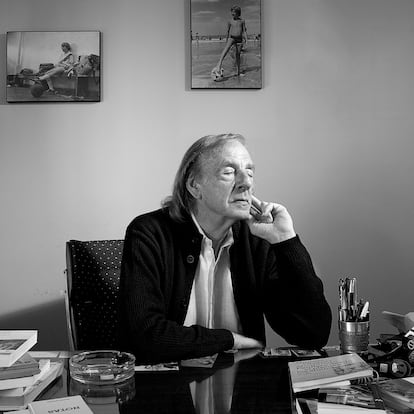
[[0, 331, 37, 368], [288, 353, 373, 393], [0, 362, 63, 411], [28, 395, 93, 414]]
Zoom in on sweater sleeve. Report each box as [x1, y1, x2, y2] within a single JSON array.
[[118, 222, 234, 364], [263, 236, 332, 349]]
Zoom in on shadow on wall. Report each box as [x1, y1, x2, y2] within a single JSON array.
[[0, 299, 70, 350]]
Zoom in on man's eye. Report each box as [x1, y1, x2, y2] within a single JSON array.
[[247, 169, 254, 177], [223, 169, 235, 175]]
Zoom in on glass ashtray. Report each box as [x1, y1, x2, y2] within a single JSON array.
[[69, 350, 135, 385]]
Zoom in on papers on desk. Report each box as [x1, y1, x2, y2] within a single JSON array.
[[382, 310, 414, 334], [181, 354, 218, 368], [134, 362, 179, 371]]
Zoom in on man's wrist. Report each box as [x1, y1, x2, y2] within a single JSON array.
[[268, 231, 297, 244]]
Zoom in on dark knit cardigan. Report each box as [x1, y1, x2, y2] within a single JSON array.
[[118, 208, 332, 364]]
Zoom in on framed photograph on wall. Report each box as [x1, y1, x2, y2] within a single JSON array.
[[191, 0, 261, 89], [6, 31, 101, 102]]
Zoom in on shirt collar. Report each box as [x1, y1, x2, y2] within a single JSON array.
[[190, 213, 234, 249]]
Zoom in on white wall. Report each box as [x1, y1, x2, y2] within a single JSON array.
[[1, 0, 414, 350]]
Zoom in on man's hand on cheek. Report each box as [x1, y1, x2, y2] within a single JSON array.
[[248, 195, 296, 244]]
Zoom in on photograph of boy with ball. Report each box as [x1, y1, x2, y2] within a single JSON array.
[[190, 0, 261, 89]]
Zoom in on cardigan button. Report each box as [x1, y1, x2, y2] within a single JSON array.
[[186, 255, 195, 264]]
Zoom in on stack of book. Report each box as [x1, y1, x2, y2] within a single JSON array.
[[0, 330, 63, 411], [288, 353, 374, 393], [289, 353, 391, 413]]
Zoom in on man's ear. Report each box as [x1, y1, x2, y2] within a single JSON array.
[[186, 176, 201, 199]]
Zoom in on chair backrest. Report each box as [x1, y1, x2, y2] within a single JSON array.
[[65, 239, 124, 351]]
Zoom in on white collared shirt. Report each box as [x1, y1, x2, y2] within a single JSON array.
[[183, 215, 243, 334]]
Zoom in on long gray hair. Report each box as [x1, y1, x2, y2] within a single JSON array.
[[162, 133, 246, 221]]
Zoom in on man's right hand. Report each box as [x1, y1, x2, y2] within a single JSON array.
[[232, 332, 263, 350]]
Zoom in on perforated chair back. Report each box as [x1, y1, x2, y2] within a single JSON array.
[[65, 239, 124, 350]]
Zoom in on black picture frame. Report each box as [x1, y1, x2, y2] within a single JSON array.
[[6, 31, 101, 103], [190, 0, 262, 89]]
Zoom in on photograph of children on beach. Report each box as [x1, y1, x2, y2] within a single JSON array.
[[191, 0, 261, 89], [7, 31, 100, 102]]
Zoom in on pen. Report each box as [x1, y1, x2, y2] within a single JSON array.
[[358, 301, 370, 321], [346, 278, 355, 321], [339, 279, 345, 308], [338, 279, 347, 321], [338, 306, 347, 322]]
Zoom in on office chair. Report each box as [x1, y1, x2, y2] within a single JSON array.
[[65, 239, 124, 350]]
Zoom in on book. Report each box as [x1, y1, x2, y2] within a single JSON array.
[[0, 331, 37, 368], [0, 360, 50, 391], [0, 354, 40, 380], [376, 378, 414, 410], [288, 353, 373, 393], [0, 361, 63, 411], [28, 395, 93, 414]]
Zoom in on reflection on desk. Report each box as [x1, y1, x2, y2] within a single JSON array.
[[37, 350, 294, 414], [121, 350, 293, 414]]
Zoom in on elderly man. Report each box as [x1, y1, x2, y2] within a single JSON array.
[[119, 134, 331, 363]]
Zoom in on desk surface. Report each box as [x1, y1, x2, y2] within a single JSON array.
[[39, 350, 295, 414]]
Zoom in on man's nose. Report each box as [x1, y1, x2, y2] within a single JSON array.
[[235, 170, 253, 191]]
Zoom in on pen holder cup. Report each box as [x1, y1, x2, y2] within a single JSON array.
[[338, 320, 370, 354]]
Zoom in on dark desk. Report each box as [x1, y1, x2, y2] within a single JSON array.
[[41, 350, 295, 414]]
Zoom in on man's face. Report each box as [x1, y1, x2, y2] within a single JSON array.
[[193, 140, 255, 225]]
